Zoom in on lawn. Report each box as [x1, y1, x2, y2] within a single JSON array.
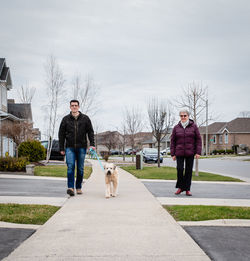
[[121, 166, 243, 182], [34, 165, 92, 178], [164, 205, 250, 221], [0, 204, 60, 225]]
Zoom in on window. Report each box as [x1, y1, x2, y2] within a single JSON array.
[[219, 135, 223, 144], [213, 135, 216, 144], [224, 132, 228, 144]]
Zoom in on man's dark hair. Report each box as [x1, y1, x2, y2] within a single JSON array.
[[70, 100, 79, 106]]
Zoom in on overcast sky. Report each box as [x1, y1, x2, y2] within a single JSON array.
[[1, 0, 250, 138]]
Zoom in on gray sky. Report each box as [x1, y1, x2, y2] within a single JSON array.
[[1, 0, 250, 138]]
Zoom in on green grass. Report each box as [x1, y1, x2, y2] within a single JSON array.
[[164, 205, 250, 221], [121, 166, 243, 182], [34, 165, 92, 178], [0, 204, 60, 225]]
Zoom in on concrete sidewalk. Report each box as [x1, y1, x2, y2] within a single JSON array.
[[4, 160, 210, 261]]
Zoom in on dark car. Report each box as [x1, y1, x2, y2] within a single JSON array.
[[41, 140, 64, 161], [124, 148, 137, 155], [142, 148, 163, 163]]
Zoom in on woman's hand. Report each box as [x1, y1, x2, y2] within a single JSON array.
[[195, 154, 200, 159], [172, 156, 176, 161]]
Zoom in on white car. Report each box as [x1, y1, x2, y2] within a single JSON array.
[[160, 148, 170, 155]]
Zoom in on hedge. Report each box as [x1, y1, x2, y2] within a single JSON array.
[[0, 156, 29, 171], [18, 140, 46, 162]]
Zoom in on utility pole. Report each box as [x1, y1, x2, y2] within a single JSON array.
[[205, 99, 208, 156]]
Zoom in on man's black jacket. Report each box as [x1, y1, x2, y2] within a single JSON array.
[[58, 112, 95, 151]]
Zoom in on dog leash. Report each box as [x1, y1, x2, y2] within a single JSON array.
[[89, 148, 104, 171]]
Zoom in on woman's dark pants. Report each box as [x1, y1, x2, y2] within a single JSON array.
[[176, 156, 194, 191]]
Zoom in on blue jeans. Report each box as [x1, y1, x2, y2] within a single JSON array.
[[65, 148, 86, 189]]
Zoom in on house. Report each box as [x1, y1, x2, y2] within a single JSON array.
[[141, 132, 172, 150], [0, 58, 40, 156], [95, 131, 123, 153], [199, 118, 250, 154], [8, 99, 41, 140], [0, 58, 16, 156]]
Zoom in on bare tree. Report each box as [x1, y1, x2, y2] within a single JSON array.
[[239, 111, 250, 118], [17, 85, 36, 103], [72, 74, 100, 116], [125, 107, 143, 162], [176, 82, 208, 126], [148, 98, 174, 167], [45, 55, 65, 162], [176, 81, 208, 176], [117, 122, 128, 161], [102, 131, 118, 154], [0, 120, 34, 157], [93, 120, 103, 153]]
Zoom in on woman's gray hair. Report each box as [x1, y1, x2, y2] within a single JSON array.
[[179, 109, 190, 116]]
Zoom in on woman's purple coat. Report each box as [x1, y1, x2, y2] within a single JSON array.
[[170, 119, 202, 157]]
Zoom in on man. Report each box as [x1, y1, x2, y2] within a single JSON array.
[[59, 100, 95, 196]]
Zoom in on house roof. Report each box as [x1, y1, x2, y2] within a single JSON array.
[[199, 122, 227, 134], [199, 118, 250, 134], [8, 103, 33, 121], [0, 58, 12, 89], [222, 118, 250, 133]]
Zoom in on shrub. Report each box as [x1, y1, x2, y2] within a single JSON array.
[[0, 156, 29, 171], [18, 140, 46, 162], [225, 149, 234, 154]]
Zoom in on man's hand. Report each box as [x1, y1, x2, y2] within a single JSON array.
[[195, 154, 200, 159], [60, 151, 65, 155], [172, 156, 176, 161]]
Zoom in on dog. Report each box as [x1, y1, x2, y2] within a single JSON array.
[[104, 163, 119, 198]]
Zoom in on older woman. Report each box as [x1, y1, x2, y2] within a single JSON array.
[[170, 110, 202, 196]]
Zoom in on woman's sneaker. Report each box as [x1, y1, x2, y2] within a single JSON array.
[[67, 188, 75, 196]]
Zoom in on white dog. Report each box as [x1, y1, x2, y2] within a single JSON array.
[[104, 163, 119, 198]]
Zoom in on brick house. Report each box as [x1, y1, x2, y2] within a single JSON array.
[[199, 118, 250, 154]]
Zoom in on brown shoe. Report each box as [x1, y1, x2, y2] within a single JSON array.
[[76, 189, 83, 195], [67, 188, 75, 196]]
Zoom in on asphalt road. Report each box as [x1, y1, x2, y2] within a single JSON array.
[[163, 157, 250, 182], [142, 181, 250, 199], [0, 178, 66, 197], [0, 228, 35, 260], [184, 226, 250, 261]]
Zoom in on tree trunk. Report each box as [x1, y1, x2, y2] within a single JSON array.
[[157, 140, 161, 168]]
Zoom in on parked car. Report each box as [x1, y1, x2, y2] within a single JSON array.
[[110, 150, 122, 155], [124, 148, 137, 155], [142, 148, 163, 163], [160, 148, 170, 155], [41, 140, 64, 161]]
